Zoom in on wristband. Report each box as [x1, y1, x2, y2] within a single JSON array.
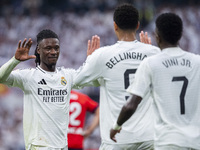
[[112, 122, 121, 130]]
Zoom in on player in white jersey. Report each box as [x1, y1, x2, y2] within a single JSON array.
[[0, 30, 74, 150], [0, 30, 100, 150], [73, 4, 160, 150], [110, 13, 200, 150]]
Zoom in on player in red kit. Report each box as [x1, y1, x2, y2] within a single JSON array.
[[68, 90, 99, 150]]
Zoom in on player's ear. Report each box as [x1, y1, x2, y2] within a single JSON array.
[[136, 21, 140, 30], [36, 45, 40, 54], [157, 33, 162, 45], [114, 22, 118, 31], [155, 28, 161, 46]]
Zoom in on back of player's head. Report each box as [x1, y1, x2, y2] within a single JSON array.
[[156, 13, 183, 45], [113, 3, 139, 30], [34, 29, 59, 66]]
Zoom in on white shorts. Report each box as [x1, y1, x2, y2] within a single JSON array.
[[29, 145, 68, 150], [155, 145, 199, 150], [99, 140, 154, 150]]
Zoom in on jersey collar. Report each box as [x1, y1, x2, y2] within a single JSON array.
[[117, 40, 138, 43], [37, 66, 57, 75]]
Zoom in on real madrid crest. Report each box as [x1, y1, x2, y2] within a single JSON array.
[[61, 77, 67, 86]]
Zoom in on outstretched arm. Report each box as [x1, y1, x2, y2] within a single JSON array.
[[83, 107, 99, 138], [110, 95, 142, 142], [139, 31, 152, 44], [87, 35, 100, 56], [0, 38, 36, 83]]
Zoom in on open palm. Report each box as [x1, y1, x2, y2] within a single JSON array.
[[87, 35, 100, 56], [15, 38, 36, 61]]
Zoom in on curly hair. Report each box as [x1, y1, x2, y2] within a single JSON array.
[[34, 29, 59, 66], [113, 3, 139, 30], [156, 13, 183, 45]]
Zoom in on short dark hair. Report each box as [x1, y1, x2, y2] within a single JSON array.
[[113, 3, 139, 30], [156, 13, 183, 45], [34, 29, 59, 66]]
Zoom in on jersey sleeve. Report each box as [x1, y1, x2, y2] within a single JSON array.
[[0, 57, 26, 90], [73, 50, 103, 88], [85, 95, 98, 113], [126, 58, 152, 98], [4, 69, 26, 90]]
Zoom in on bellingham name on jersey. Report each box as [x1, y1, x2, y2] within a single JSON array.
[[106, 51, 147, 69], [38, 88, 68, 103], [162, 58, 191, 68]]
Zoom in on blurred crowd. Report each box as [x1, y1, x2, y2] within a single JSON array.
[[0, 0, 200, 150]]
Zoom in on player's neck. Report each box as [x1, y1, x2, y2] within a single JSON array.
[[39, 63, 56, 72], [118, 33, 136, 42], [159, 42, 178, 50]]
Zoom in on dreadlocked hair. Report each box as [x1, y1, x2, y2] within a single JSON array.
[[35, 29, 59, 66]]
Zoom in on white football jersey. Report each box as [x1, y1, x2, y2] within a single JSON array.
[[4, 66, 76, 149], [127, 47, 200, 149], [74, 40, 160, 144]]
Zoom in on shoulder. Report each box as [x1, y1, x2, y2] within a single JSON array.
[[185, 51, 200, 62], [144, 52, 162, 62], [9, 68, 36, 82], [56, 67, 77, 80], [18, 67, 35, 71], [140, 53, 159, 67], [91, 45, 114, 56], [90, 43, 119, 56], [13, 67, 36, 74], [185, 50, 200, 57], [85, 44, 116, 65], [58, 67, 76, 73], [138, 42, 161, 53]]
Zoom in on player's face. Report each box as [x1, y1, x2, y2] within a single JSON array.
[[37, 38, 60, 71]]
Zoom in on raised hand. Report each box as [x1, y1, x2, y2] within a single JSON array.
[[87, 35, 100, 56], [139, 31, 152, 44], [15, 38, 36, 61]]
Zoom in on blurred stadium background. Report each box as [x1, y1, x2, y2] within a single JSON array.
[[0, 0, 200, 149]]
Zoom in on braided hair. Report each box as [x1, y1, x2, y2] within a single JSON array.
[[34, 29, 59, 66]]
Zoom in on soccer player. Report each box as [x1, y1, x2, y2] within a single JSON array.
[[0, 29, 100, 150], [74, 3, 160, 150], [68, 90, 99, 150], [110, 13, 200, 150]]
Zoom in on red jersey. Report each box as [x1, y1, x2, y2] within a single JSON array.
[[68, 90, 98, 149]]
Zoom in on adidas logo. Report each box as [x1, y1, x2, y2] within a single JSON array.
[[38, 79, 47, 85]]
